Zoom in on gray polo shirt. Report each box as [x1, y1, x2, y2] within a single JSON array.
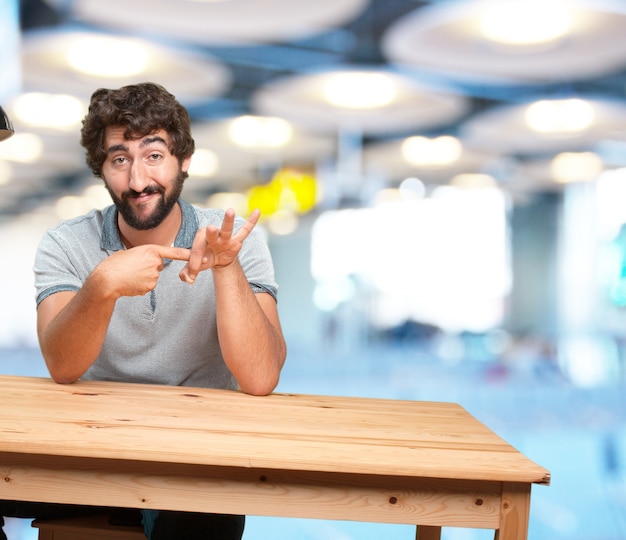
[[33, 200, 278, 389]]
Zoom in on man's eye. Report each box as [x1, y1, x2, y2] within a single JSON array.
[[113, 156, 127, 165], [148, 153, 162, 161]]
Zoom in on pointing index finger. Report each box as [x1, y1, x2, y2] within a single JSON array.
[[156, 246, 191, 261]]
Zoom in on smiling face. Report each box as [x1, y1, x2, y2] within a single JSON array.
[[101, 126, 191, 230]]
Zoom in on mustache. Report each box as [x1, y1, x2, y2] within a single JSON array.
[[122, 185, 164, 201]]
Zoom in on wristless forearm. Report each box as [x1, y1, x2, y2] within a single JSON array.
[[213, 263, 286, 395], [40, 279, 117, 383]]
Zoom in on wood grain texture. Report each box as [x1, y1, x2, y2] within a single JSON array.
[[496, 482, 531, 540], [0, 375, 549, 540], [0, 376, 550, 484], [1, 453, 503, 527]]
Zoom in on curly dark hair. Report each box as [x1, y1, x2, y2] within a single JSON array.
[[80, 82, 195, 178]]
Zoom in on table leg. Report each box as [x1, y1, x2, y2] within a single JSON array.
[[495, 482, 531, 540], [415, 525, 441, 540]]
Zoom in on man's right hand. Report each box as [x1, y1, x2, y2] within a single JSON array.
[[37, 244, 192, 384], [97, 245, 191, 298]]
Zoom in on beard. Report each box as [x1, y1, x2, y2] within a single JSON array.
[[106, 170, 186, 230]]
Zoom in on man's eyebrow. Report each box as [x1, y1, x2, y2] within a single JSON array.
[[140, 135, 168, 148], [106, 143, 129, 154], [106, 136, 168, 155]]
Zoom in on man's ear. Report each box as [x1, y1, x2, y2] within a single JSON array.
[[181, 155, 192, 173]]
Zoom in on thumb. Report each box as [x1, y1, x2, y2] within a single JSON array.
[[178, 264, 196, 284]]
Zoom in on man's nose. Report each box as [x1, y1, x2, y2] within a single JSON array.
[[129, 160, 150, 193]]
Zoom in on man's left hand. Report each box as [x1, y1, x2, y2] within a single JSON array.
[[179, 208, 260, 284]]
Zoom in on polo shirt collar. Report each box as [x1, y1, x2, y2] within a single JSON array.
[[101, 199, 198, 252]]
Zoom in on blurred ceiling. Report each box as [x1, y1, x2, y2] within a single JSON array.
[[3, 0, 626, 223]]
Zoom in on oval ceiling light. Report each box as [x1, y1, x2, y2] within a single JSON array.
[[381, 0, 626, 83], [22, 29, 231, 105], [206, 192, 249, 216], [228, 116, 293, 148], [12, 92, 85, 130], [460, 98, 626, 156], [525, 98, 594, 134], [267, 209, 299, 236], [0, 133, 43, 163], [252, 68, 468, 135], [324, 72, 396, 109], [68, 0, 368, 45], [551, 151, 603, 183], [188, 148, 219, 177], [450, 173, 497, 189], [0, 161, 12, 186], [480, 1, 571, 46], [67, 35, 148, 77], [82, 184, 111, 209], [401, 135, 463, 166], [55, 195, 90, 220]]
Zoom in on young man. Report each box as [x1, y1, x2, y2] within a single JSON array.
[[0, 82, 286, 539]]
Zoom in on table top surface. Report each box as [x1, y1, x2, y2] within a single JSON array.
[[0, 375, 550, 485]]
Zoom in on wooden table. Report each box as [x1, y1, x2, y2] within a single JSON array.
[[0, 375, 549, 540]]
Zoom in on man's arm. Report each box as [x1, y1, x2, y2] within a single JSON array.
[[213, 261, 286, 396], [37, 284, 116, 384], [37, 245, 191, 383], [180, 208, 287, 395]]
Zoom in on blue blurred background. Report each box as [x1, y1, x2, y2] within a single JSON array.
[[3, 0, 626, 538], [3, 205, 626, 539]]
